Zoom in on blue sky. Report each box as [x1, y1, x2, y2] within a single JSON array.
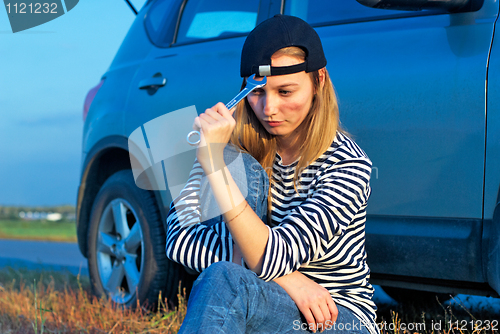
[[0, 0, 146, 206]]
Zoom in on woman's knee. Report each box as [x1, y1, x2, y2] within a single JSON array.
[[197, 261, 244, 287], [198, 261, 262, 291], [204, 261, 237, 275]]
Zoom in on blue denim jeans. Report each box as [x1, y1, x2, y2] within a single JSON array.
[[180, 261, 373, 334], [181, 144, 372, 334]]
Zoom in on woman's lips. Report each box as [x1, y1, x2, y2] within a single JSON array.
[[265, 121, 284, 127]]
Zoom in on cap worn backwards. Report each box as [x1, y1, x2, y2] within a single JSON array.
[[240, 14, 327, 78]]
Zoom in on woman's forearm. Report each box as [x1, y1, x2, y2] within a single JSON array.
[[232, 243, 243, 265], [204, 155, 269, 274], [273, 269, 304, 290]]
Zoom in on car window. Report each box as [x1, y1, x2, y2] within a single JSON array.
[[284, 0, 444, 26], [144, 0, 182, 47], [175, 0, 260, 45]]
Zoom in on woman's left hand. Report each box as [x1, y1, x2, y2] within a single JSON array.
[[274, 270, 338, 333], [193, 102, 236, 173]]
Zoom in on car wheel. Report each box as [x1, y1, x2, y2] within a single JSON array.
[[87, 169, 182, 308], [382, 286, 454, 306]]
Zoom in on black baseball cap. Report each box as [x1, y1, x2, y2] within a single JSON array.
[[240, 14, 327, 78]]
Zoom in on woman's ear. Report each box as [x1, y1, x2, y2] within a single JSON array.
[[318, 68, 326, 89]]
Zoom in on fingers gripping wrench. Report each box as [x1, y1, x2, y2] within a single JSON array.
[[186, 74, 267, 146]]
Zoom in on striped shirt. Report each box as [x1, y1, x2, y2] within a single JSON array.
[[166, 131, 378, 333]]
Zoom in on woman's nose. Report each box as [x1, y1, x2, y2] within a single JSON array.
[[263, 94, 277, 116]]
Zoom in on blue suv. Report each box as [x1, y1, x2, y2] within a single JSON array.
[[77, 0, 500, 307]]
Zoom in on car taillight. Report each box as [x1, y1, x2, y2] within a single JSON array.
[[83, 79, 104, 122]]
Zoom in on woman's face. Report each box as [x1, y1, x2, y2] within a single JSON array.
[[246, 55, 315, 143]]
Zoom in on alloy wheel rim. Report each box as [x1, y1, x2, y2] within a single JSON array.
[[96, 198, 144, 304]]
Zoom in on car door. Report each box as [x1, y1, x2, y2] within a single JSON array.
[[124, 0, 266, 208], [282, 0, 497, 284]]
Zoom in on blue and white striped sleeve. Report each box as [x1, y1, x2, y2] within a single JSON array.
[[255, 158, 372, 282], [165, 159, 234, 273]]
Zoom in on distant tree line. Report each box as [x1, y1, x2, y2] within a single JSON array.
[[0, 205, 76, 221]]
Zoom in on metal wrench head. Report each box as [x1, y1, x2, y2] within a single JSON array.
[[246, 73, 267, 90], [186, 74, 267, 146], [223, 74, 267, 113]]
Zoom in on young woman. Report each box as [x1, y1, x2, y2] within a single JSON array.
[[166, 14, 378, 334]]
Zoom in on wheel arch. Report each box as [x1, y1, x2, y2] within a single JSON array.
[[76, 135, 168, 258], [77, 136, 130, 257]]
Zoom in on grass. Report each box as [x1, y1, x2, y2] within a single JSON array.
[[0, 220, 77, 243], [0, 267, 498, 334], [0, 267, 187, 333]]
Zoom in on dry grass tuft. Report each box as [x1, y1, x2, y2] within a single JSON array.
[[0, 268, 187, 333]]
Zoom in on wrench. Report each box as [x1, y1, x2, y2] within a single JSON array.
[[186, 74, 267, 146]]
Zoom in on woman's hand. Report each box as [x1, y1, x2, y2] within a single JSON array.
[[193, 102, 236, 174], [274, 271, 338, 333]]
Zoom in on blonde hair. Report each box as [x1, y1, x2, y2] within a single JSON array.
[[229, 46, 345, 226]]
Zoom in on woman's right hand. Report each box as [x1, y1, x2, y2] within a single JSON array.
[[193, 103, 236, 174], [273, 270, 338, 333]]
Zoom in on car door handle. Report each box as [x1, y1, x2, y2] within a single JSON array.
[[139, 75, 166, 89]]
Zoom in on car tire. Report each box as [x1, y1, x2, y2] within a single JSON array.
[[382, 286, 453, 306], [87, 169, 182, 308]]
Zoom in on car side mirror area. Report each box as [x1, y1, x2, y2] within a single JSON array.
[[355, 0, 484, 13]]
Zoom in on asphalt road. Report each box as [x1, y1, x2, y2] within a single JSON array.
[[0, 239, 88, 276], [0, 239, 499, 315]]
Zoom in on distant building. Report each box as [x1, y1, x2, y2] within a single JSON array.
[[47, 213, 62, 221], [18, 211, 62, 221]]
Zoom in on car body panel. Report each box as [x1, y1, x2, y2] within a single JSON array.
[[82, 70, 128, 155], [366, 216, 484, 282], [319, 10, 494, 219], [483, 0, 500, 292]]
